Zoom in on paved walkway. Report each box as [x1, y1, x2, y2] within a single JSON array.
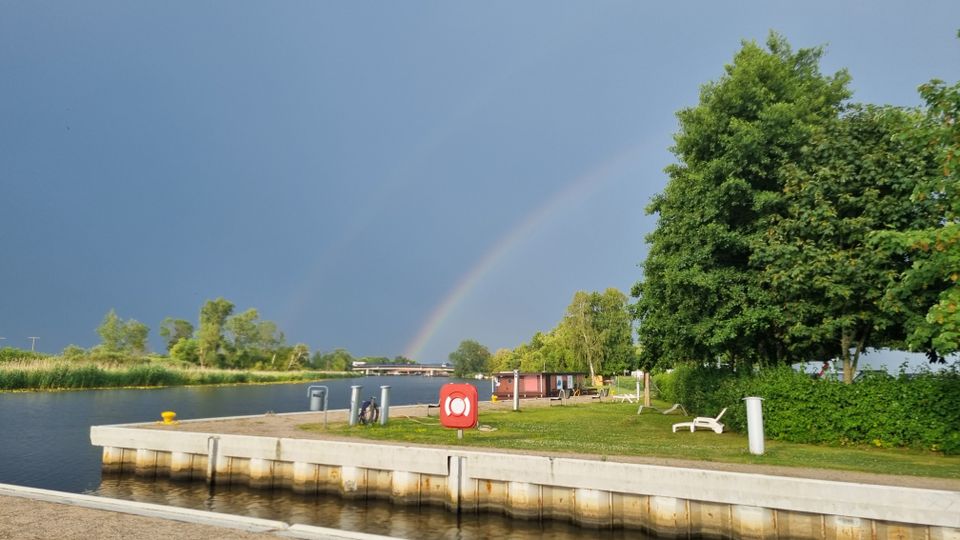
[[0, 485, 399, 540], [0, 494, 275, 540]]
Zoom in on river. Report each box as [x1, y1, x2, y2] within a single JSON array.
[[0, 376, 638, 539]]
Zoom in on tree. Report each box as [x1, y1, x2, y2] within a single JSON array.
[[878, 79, 960, 358], [563, 291, 604, 381], [312, 348, 354, 371], [448, 339, 491, 377], [287, 343, 310, 370], [756, 105, 939, 382], [633, 33, 850, 369], [560, 289, 635, 379], [96, 309, 125, 352], [124, 320, 149, 355], [197, 298, 234, 368], [170, 338, 200, 365], [490, 348, 518, 372], [226, 308, 260, 351], [593, 289, 636, 374], [96, 309, 150, 354], [62, 344, 86, 358], [159, 318, 194, 352]]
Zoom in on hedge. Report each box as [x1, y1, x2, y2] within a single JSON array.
[[654, 363, 960, 454]]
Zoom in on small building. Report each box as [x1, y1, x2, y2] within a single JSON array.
[[491, 371, 588, 399]]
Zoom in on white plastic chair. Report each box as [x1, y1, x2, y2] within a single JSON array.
[[671, 407, 727, 434]]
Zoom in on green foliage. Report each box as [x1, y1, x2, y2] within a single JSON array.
[[488, 288, 634, 377], [449, 339, 491, 377], [311, 348, 354, 371], [169, 338, 201, 365], [634, 33, 851, 369], [560, 289, 636, 377], [0, 357, 346, 391], [0, 348, 48, 363], [656, 363, 960, 453], [96, 309, 150, 354], [159, 318, 194, 352], [653, 363, 736, 415], [197, 298, 234, 367], [61, 345, 86, 358], [755, 105, 939, 380], [876, 80, 960, 357]]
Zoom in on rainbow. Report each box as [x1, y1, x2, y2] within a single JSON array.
[[403, 144, 644, 361]]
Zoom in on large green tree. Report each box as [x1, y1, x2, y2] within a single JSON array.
[[159, 317, 194, 352], [312, 348, 354, 371], [561, 288, 635, 379], [96, 309, 149, 354], [96, 309, 125, 352], [633, 33, 850, 368], [448, 339, 491, 377], [878, 79, 960, 357], [197, 297, 234, 368], [755, 105, 939, 382], [222, 308, 287, 368], [563, 291, 604, 380]]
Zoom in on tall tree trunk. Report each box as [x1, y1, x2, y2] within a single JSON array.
[[840, 328, 868, 384], [840, 332, 853, 384]]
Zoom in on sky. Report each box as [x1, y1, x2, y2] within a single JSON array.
[[1, 2, 959, 363]]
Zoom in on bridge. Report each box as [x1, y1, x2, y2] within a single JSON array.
[[353, 363, 454, 376]]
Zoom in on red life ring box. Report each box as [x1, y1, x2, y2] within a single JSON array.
[[439, 383, 478, 429]]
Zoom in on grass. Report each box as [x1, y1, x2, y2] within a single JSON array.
[[300, 400, 960, 480], [0, 357, 352, 391]]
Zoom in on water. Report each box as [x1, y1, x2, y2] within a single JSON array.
[[0, 377, 640, 538]]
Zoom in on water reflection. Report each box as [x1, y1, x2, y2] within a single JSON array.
[[95, 475, 639, 540], [0, 376, 489, 493], [0, 377, 647, 538]]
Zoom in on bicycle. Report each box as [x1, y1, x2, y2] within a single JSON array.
[[358, 396, 380, 425]]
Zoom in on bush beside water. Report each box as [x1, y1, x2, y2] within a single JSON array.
[[654, 364, 960, 454]]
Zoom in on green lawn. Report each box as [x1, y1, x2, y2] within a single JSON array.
[[300, 400, 960, 480]]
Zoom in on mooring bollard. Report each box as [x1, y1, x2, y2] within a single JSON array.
[[379, 385, 390, 426], [744, 396, 765, 455], [513, 369, 520, 411], [349, 385, 362, 426]]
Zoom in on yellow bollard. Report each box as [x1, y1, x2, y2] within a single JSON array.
[[161, 411, 177, 425]]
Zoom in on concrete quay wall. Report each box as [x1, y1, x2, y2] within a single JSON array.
[[91, 425, 960, 539]]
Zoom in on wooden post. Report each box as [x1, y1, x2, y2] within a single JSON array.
[[643, 371, 651, 407]]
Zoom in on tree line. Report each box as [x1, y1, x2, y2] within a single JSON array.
[[632, 32, 960, 382], [64, 299, 413, 372], [449, 288, 636, 379]]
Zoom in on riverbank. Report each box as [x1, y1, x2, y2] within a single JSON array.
[[0, 358, 353, 391], [91, 405, 960, 537], [150, 398, 960, 485], [0, 483, 397, 540]]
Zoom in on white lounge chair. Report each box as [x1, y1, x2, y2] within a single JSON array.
[[636, 402, 687, 415], [671, 407, 727, 434]]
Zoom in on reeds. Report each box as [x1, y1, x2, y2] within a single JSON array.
[[0, 358, 335, 391]]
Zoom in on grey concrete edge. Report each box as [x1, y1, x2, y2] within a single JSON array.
[[106, 404, 432, 428], [0, 483, 401, 540]]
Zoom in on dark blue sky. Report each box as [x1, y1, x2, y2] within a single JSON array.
[[2, 2, 958, 361]]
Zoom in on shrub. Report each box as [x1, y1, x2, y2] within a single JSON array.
[[0, 348, 48, 363], [657, 363, 960, 453]]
